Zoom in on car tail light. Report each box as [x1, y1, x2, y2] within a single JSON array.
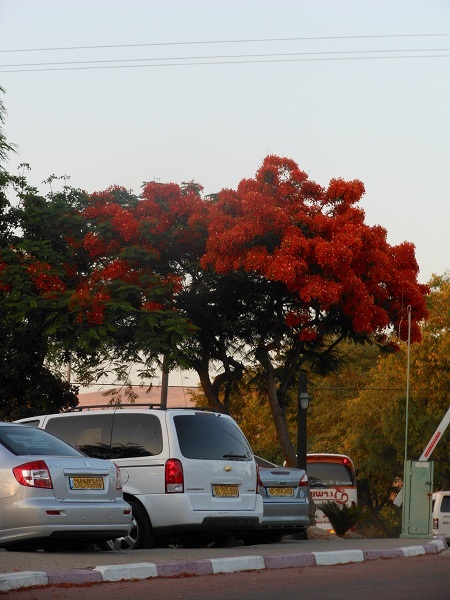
[[433, 518, 439, 529], [165, 458, 184, 493], [299, 472, 309, 487], [13, 460, 53, 489], [115, 463, 123, 490]]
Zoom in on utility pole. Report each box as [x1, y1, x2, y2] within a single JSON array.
[[160, 355, 169, 409]]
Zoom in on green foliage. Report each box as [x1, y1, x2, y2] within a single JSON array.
[[319, 501, 363, 536], [0, 174, 194, 409], [0, 314, 78, 421], [0, 86, 16, 166]]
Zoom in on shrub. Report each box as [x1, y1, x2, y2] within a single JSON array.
[[319, 501, 363, 536]]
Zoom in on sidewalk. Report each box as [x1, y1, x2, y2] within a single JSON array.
[[1, 536, 447, 593]]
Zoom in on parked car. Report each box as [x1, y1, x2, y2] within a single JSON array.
[[16, 407, 263, 549], [0, 422, 132, 550], [239, 456, 310, 544], [432, 491, 450, 541]]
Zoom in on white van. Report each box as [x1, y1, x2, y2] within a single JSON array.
[[17, 407, 263, 549], [432, 491, 450, 541]]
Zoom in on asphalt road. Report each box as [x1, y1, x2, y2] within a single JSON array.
[[2, 551, 450, 600]]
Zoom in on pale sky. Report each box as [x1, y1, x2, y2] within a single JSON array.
[[1, 0, 449, 287]]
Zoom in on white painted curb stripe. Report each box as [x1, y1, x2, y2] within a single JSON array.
[[429, 539, 446, 551], [0, 571, 48, 592], [94, 562, 158, 581], [210, 555, 266, 574], [313, 550, 365, 566], [400, 545, 425, 557]]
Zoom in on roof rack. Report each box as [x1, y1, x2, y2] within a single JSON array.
[[65, 404, 213, 413], [65, 403, 163, 412]]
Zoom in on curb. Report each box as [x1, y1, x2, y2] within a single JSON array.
[[0, 538, 447, 593]]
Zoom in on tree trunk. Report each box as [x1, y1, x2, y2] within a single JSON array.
[[195, 362, 226, 413], [256, 347, 296, 466]]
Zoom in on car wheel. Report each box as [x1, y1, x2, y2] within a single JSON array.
[[260, 532, 284, 544], [240, 533, 259, 546], [43, 538, 93, 552], [212, 533, 236, 548], [99, 499, 155, 550], [241, 531, 284, 545]]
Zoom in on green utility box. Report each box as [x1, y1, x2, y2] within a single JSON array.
[[401, 460, 434, 538]]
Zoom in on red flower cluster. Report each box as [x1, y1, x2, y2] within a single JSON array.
[[142, 301, 163, 312], [161, 274, 183, 296], [69, 285, 111, 325], [97, 259, 131, 282], [27, 262, 66, 298], [82, 232, 120, 259], [325, 178, 365, 205], [201, 155, 428, 338], [285, 310, 310, 328], [111, 209, 140, 242], [0, 261, 10, 293]]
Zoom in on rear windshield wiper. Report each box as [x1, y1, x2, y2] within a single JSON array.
[[222, 453, 249, 461]]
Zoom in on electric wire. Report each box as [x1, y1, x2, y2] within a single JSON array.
[[1, 52, 449, 73], [1, 47, 448, 69], [1, 32, 449, 53]]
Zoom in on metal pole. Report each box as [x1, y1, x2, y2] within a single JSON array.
[[297, 371, 308, 470], [401, 305, 412, 534], [404, 305, 412, 469]]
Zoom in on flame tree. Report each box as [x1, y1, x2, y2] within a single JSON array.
[[199, 156, 428, 464], [1, 153, 428, 462]]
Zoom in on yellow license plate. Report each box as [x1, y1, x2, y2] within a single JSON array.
[[69, 477, 104, 490], [267, 487, 294, 497], [212, 485, 239, 498]]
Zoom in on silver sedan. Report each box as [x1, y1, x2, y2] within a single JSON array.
[[240, 456, 310, 544], [0, 422, 132, 550]]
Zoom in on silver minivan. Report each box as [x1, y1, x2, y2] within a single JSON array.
[[17, 407, 263, 549]]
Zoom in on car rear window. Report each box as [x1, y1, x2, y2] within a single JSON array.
[[0, 426, 81, 457], [174, 413, 252, 460]]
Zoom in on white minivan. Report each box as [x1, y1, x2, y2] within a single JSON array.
[[17, 407, 263, 549], [432, 491, 450, 541]]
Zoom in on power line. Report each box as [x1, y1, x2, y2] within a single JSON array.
[[1, 33, 449, 53], [315, 387, 450, 392], [1, 53, 449, 73], [1, 47, 448, 69]]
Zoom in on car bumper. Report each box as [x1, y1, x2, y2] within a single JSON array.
[[138, 493, 263, 530], [259, 501, 310, 529], [0, 498, 132, 545]]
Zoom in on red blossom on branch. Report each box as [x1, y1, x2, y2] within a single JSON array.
[[201, 155, 428, 340], [142, 302, 163, 311], [26, 262, 66, 298], [69, 284, 111, 325]]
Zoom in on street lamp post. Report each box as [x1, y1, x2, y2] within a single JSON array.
[[297, 371, 310, 470]]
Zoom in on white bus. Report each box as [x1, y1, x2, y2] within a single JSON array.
[[306, 453, 357, 531]]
